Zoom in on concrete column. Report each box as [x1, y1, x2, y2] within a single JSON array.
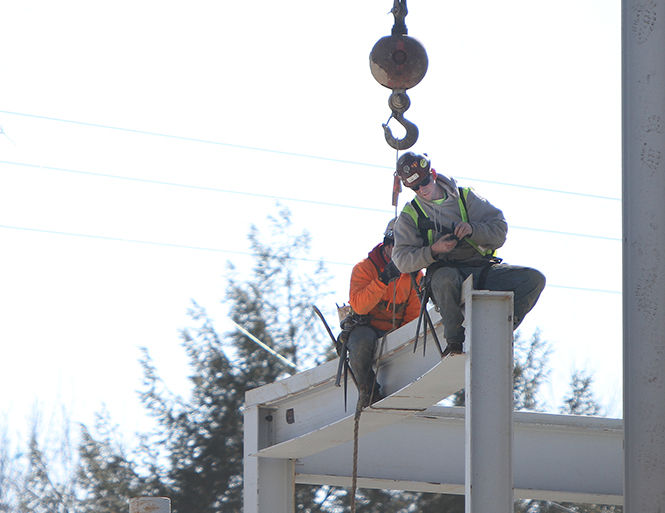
[[623, 1, 665, 511], [463, 277, 514, 513], [243, 405, 295, 513]]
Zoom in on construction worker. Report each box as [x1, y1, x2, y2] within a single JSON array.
[[345, 218, 423, 407], [392, 152, 546, 353]]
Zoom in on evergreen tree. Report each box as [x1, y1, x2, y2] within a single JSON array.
[[0, 422, 19, 512], [513, 329, 551, 412], [76, 206, 336, 513], [18, 414, 77, 513], [560, 370, 602, 416], [76, 410, 162, 513], [449, 329, 551, 411]]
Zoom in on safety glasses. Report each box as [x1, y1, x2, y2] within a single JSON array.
[[410, 174, 431, 191]]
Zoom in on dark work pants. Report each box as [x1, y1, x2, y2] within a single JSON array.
[[346, 325, 384, 399], [428, 263, 546, 344]]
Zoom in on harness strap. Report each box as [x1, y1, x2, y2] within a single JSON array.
[[403, 186, 496, 258], [403, 200, 434, 245]]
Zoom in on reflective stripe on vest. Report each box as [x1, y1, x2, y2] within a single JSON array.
[[402, 187, 495, 257]]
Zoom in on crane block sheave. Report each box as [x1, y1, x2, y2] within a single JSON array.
[[370, 0, 428, 150]]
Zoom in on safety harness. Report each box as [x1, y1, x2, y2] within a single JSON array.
[[402, 186, 496, 257], [403, 186, 502, 355]]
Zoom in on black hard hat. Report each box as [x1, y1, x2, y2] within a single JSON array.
[[396, 152, 431, 188]]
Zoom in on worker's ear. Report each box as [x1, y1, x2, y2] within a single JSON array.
[[431, 169, 437, 180]]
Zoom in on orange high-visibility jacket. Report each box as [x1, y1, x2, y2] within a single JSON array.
[[349, 244, 423, 332]]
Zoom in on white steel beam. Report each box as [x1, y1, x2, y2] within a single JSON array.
[[295, 406, 624, 506], [245, 309, 465, 460], [244, 280, 624, 510], [463, 280, 514, 513], [243, 405, 295, 513], [623, 0, 665, 511]]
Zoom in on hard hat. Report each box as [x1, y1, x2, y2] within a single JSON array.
[[383, 218, 397, 245], [396, 152, 431, 188]]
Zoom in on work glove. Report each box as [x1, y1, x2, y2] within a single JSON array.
[[378, 261, 401, 284]]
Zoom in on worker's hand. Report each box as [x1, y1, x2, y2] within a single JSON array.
[[379, 261, 401, 284], [431, 234, 458, 255], [454, 222, 473, 240]]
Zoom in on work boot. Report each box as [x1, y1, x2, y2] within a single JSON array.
[[358, 382, 385, 409], [445, 341, 464, 355], [370, 382, 386, 404]]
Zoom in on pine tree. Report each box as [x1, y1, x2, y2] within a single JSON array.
[[76, 206, 336, 513], [513, 329, 551, 412], [0, 422, 19, 512], [76, 410, 162, 513], [17, 414, 78, 513], [560, 370, 602, 416]]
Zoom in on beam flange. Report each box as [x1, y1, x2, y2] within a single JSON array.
[[295, 406, 623, 506]]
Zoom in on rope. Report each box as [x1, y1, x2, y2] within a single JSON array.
[[350, 331, 388, 512], [351, 148, 401, 511], [350, 401, 362, 512]]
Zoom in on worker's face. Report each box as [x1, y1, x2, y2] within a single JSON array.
[[383, 242, 394, 260], [410, 173, 439, 201]]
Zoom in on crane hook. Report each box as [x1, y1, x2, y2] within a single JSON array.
[[382, 90, 419, 150], [369, 0, 428, 151]]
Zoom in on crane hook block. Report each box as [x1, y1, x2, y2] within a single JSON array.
[[369, 34, 428, 90]]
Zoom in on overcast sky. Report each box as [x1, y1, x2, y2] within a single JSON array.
[[0, 0, 621, 443]]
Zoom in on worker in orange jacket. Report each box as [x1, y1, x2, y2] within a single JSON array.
[[346, 218, 423, 407]]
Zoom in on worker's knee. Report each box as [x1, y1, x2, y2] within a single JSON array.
[[532, 268, 546, 293], [346, 326, 378, 359], [522, 267, 546, 296], [430, 267, 463, 292]]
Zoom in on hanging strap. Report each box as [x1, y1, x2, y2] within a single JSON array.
[[402, 198, 435, 245]]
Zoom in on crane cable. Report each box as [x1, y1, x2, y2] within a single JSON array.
[[350, 2, 430, 509]]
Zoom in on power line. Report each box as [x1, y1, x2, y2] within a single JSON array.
[[511, 224, 620, 242], [0, 110, 388, 170], [0, 160, 389, 214], [0, 159, 621, 242], [0, 109, 620, 202], [0, 223, 352, 266], [0, 223, 621, 295]]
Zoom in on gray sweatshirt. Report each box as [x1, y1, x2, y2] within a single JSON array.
[[392, 173, 508, 273]]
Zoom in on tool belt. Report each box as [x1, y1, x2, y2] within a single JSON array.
[[337, 312, 372, 355], [426, 256, 502, 290]]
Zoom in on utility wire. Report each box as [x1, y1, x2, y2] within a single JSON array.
[[0, 160, 389, 214], [0, 110, 388, 170], [0, 109, 620, 202], [0, 159, 621, 242], [0, 223, 352, 266], [0, 223, 621, 295]]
